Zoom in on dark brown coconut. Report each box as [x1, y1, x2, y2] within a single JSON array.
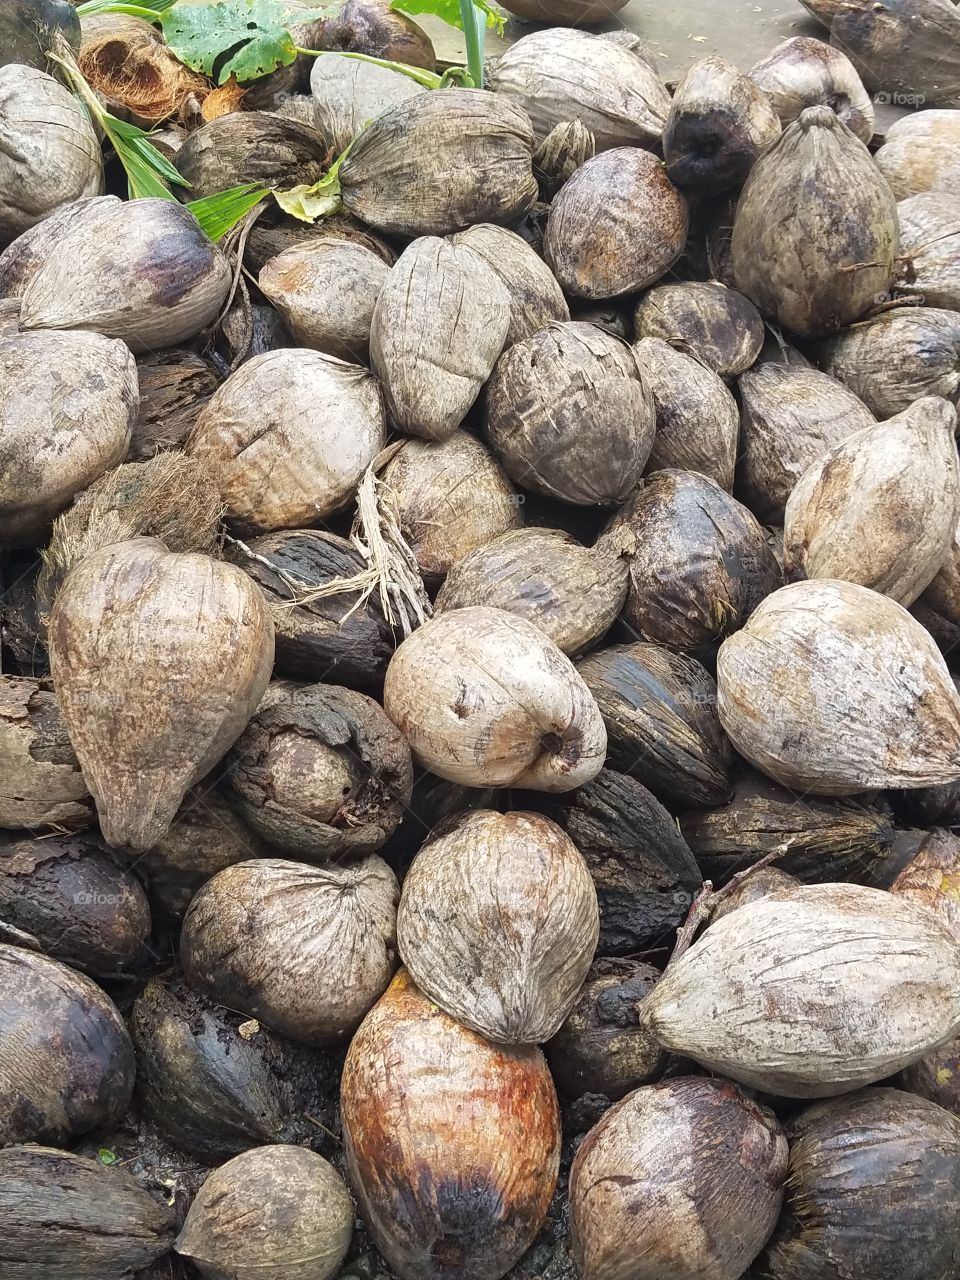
[[633, 281, 764, 378], [602, 469, 782, 655], [0, 675, 92, 829], [226, 529, 395, 687], [173, 111, 328, 203], [900, 1036, 960, 1115], [314, 0, 436, 70], [678, 773, 896, 886], [545, 148, 688, 299], [224, 683, 413, 859], [131, 349, 219, 460], [245, 213, 396, 277], [759, 1088, 960, 1280], [131, 975, 343, 1164], [0, 944, 134, 1144], [0, 832, 149, 974], [663, 55, 781, 192], [571, 1076, 789, 1280], [545, 959, 666, 1100], [826, 0, 960, 109], [485, 321, 654, 506], [0, 1145, 175, 1280], [578, 642, 733, 809]]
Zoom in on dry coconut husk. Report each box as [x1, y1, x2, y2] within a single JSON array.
[[309, 54, 427, 153], [37, 452, 224, 625], [485, 321, 654, 507], [783, 395, 960, 604], [245, 213, 396, 276], [340, 90, 538, 237], [874, 109, 960, 199], [918, 520, 960, 630], [371, 238, 510, 441], [434, 526, 628, 657], [736, 362, 875, 524], [78, 13, 209, 126], [633, 337, 740, 490], [633, 281, 764, 378], [451, 223, 569, 346], [544, 148, 688, 299], [488, 29, 670, 151], [0, 677, 92, 830], [532, 119, 596, 200], [380, 432, 522, 585], [0, 65, 102, 245], [817, 305, 960, 417], [826, 0, 960, 108], [642, 884, 960, 1095], [314, 0, 436, 70], [498, 0, 628, 22], [662, 55, 781, 193], [173, 111, 327, 203], [716, 579, 960, 793], [890, 826, 960, 940], [570, 1077, 788, 1280], [897, 192, 960, 310], [748, 36, 874, 142], [731, 105, 899, 337], [131, 349, 219, 460]]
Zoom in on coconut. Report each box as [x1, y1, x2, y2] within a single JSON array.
[[578, 642, 733, 809], [185, 348, 386, 534], [709, 865, 801, 920], [77, 13, 208, 126], [890, 827, 960, 939], [131, 976, 341, 1163], [340, 90, 537, 237], [663, 55, 781, 192], [223, 683, 413, 860], [383, 605, 606, 791], [918, 523, 960, 633], [226, 529, 395, 687], [717, 579, 960, 793], [246, 212, 396, 276], [897, 191, 960, 310], [0, 944, 134, 1143], [488, 29, 670, 150], [0, 195, 231, 351], [543, 768, 703, 954], [0, 832, 149, 974], [380, 432, 521, 585], [485, 321, 654, 506], [544, 148, 688, 298], [642, 883, 960, 1095], [818, 306, 960, 417], [0, 196, 93, 297], [0, 330, 137, 547], [341, 969, 560, 1280], [633, 336, 739, 489], [397, 809, 598, 1044], [783, 395, 960, 602], [545, 959, 666, 1099], [49, 538, 274, 851], [173, 111, 327, 202], [0, 1145, 174, 1280], [602, 469, 782, 655], [0, 65, 102, 244], [732, 106, 898, 337], [177, 1146, 353, 1280], [434, 527, 627, 656], [181, 856, 399, 1046], [759, 1088, 960, 1279], [131, 350, 219, 459], [0, 676, 92, 829], [371, 238, 510, 441], [570, 1077, 789, 1280], [900, 1036, 960, 1114], [532, 119, 596, 200], [827, 0, 960, 109], [310, 54, 426, 152], [736, 363, 876, 523], [748, 36, 874, 141], [0, 0, 79, 71], [258, 239, 389, 363], [314, 0, 436, 69], [678, 773, 896, 886], [497, 0, 628, 22], [451, 223, 569, 346], [633, 281, 764, 378], [874, 109, 960, 199]]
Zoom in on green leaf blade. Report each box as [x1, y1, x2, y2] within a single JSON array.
[[161, 0, 334, 85], [186, 183, 270, 240], [390, 0, 504, 35]]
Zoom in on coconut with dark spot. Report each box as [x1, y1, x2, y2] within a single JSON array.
[[633, 281, 764, 378]]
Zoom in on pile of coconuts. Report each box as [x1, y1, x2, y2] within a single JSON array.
[[3, 0, 960, 1277]]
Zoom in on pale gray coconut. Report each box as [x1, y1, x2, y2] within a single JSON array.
[[451, 223, 569, 345], [716, 579, 960, 794], [874, 109, 960, 199], [784, 396, 960, 604], [896, 192, 960, 310], [641, 883, 960, 1096], [748, 37, 874, 142], [310, 52, 426, 151]]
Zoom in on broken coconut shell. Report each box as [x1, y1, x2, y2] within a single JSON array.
[[0, 675, 92, 830]]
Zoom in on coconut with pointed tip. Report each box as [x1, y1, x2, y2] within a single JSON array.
[[49, 538, 274, 851], [717, 579, 960, 793], [383, 606, 607, 791], [633, 281, 764, 378], [732, 106, 898, 336], [748, 37, 874, 142]]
